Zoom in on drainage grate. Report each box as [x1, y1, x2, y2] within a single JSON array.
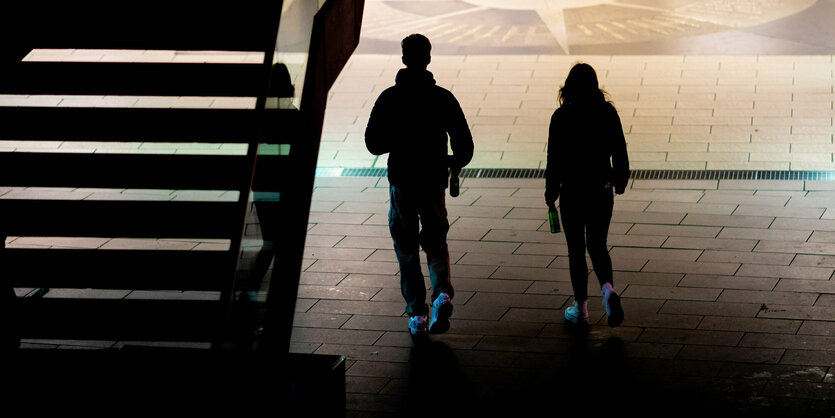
[[336, 167, 389, 177], [317, 168, 835, 181], [630, 170, 835, 181]]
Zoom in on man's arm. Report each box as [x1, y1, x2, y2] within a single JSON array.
[[365, 94, 391, 156], [446, 94, 473, 170]]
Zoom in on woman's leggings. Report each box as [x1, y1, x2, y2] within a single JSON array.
[[559, 189, 614, 302]]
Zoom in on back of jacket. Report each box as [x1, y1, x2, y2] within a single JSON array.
[[365, 68, 473, 190], [545, 100, 629, 197]]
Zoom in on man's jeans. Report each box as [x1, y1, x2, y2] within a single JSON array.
[[389, 185, 453, 316]]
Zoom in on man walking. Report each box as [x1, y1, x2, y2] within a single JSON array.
[[365, 34, 473, 339]]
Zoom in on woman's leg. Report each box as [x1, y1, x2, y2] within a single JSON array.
[[585, 190, 623, 327], [586, 191, 614, 289], [559, 195, 590, 302]]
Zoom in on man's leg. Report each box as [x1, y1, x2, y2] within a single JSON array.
[[419, 188, 453, 333], [419, 188, 452, 303], [389, 186, 428, 317]]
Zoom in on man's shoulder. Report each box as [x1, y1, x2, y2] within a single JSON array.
[[434, 84, 455, 97], [429, 85, 463, 108], [374, 83, 458, 105], [371, 85, 400, 107], [377, 85, 398, 97]]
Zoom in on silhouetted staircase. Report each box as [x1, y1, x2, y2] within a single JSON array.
[[1, 1, 363, 413]]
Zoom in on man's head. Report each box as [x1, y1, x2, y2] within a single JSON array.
[[401, 34, 431, 69]]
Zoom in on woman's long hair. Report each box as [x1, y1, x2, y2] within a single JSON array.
[[558, 63, 610, 107]]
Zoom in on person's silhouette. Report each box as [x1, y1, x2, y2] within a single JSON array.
[[230, 62, 296, 349], [1, 236, 20, 350], [365, 34, 473, 339], [544, 63, 629, 327]]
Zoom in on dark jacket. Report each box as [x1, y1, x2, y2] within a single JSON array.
[[545, 100, 629, 201], [365, 68, 473, 190]]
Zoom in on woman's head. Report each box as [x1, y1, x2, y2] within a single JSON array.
[[559, 63, 606, 106]]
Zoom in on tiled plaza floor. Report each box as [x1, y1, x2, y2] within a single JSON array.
[[292, 175, 835, 417], [321, 53, 835, 172], [298, 3, 835, 415], [319, 0, 835, 172]]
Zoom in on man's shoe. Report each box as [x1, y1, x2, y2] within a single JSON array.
[[409, 314, 428, 337], [564, 301, 589, 325], [604, 289, 624, 327], [429, 292, 453, 334]]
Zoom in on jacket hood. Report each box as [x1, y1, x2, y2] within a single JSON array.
[[395, 68, 436, 88]]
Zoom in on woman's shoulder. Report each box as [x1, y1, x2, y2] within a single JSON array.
[[552, 101, 615, 116], [599, 100, 617, 112], [550, 105, 565, 121], [551, 103, 573, 117], [593, 101, 619, 121]]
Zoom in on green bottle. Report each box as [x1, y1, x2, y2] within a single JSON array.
[[548, 204, 560, 233], [449, 166, 461, 197]]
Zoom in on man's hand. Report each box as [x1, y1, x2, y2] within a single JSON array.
[[449, 158, 462, 197]]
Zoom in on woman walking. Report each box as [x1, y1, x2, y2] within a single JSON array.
[[545, 63, 630, 327]]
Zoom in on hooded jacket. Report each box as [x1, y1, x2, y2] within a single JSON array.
[[365, 68, 473, 190], [545, 100, 629, 201]]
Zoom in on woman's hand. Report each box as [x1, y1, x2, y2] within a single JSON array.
[[544, 190, 559, 207]]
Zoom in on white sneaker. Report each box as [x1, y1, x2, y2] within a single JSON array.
[[564, 301, 589, 325], [409, 314, 428, 336], [429, 292, 453, 334], [603, 288, 624, 327]]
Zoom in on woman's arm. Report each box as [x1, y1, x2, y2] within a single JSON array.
[[544, 110, 561, 205], [609, 105, 630, 194]]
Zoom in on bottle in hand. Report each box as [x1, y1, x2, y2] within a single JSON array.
[[548, 204, 560, 233], [449, 167, 461, 197]]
